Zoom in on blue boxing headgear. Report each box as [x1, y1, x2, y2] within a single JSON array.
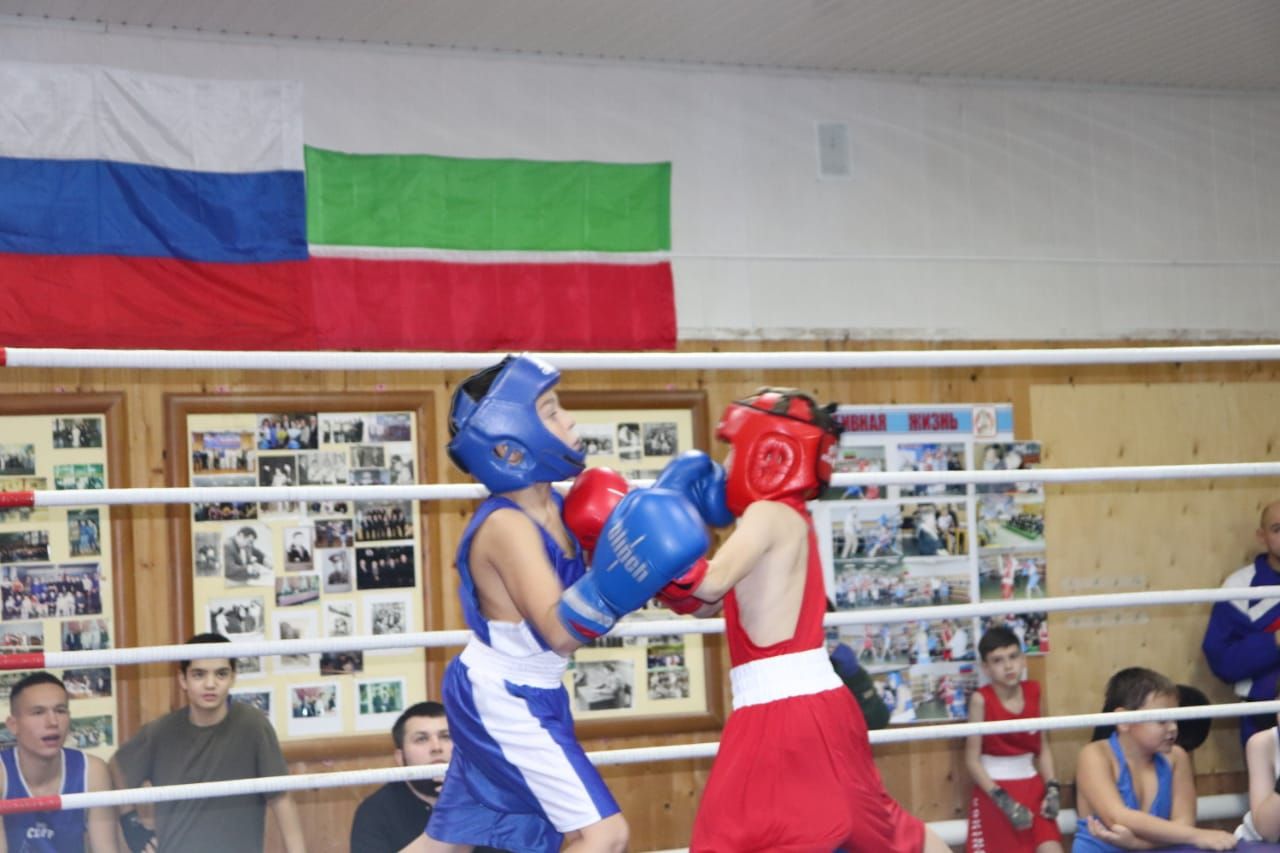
[[447, 354, 585, 493]]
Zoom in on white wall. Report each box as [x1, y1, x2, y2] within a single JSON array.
[[4, 17, 1279, 342]]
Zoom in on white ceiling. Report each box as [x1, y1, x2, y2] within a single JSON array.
[[2, 0, 1279, 91]]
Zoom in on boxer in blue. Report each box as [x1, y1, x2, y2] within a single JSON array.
[[416, 355, 711, 853]]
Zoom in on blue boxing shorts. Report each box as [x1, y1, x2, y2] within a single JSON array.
[[427, 639, 620, 853]]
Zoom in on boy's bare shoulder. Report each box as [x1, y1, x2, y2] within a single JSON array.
[[472, 507, 543, 562]]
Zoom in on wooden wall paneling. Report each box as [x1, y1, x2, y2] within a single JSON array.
[[3, 342, 1280, 851]]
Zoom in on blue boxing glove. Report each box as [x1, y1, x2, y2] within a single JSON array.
[[652, 450, 735, 528], [557, 488, 709, 643]]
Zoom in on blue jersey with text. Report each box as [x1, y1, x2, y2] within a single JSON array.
[[2, 747, 87, 853]]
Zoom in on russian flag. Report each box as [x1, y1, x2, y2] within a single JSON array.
[[0, 62, 674, 351]]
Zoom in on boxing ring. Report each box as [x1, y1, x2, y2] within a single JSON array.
[[3, 341, 1280, 850]]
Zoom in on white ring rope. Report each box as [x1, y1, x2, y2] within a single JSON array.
[[15, 460, 1280, 509], [5, 343, 1280, 372], [24, 585, 1280, 670], [29, 701, 1280, 815]]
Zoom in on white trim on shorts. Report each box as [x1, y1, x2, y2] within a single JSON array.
[[730, 647, 843, 710]]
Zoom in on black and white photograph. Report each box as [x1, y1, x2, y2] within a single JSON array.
[[0, 621, 44, 654], [647, 669, 690, 701], [257, 455, 300, 515], [641, 422, 677, 457], [387, 446, 415, 484], [287, 683, 341, 736], [257, 413, 318, 451], [572, 660, 634, 712], [320, 414, 364, 444], [235, 656, 264, 678], [319, 548, 353, 593], [283, 527, 313, 572], [221, 522, 273, 587], [306, 500, 350, 516], [615, 423, 641, 461], [53, 464, 105, 490], [194, 531, 221, 577], [230, 688, 272, 717], [64, 667, 112, 699], [1, 563, 102, 618], [355, 501, 412, 542], [578, 424, 614, 456], [274, 610, 319, 673], [0, 477, 46, 523], [299, 451, 348, 486], [314, 519, 354, 549], [60, 619, 109, 651], [324, 601, 354, 638], [349, 467, 391, 486], [275, 574, 320, 607], [70, 715, 112, 749], [207, 596, 266, 639], [190, 431, 254, 474], [0, 530, 50, 563], [356, 545, 416, 590], [365, 595, 409, 639], [319, 650, 363, 675], [0, 444, 36, 475], [350, 445, 385, 469], [365, 413, 412, 443], [356, 678, 407, 730], [52, 418, 103, 449]]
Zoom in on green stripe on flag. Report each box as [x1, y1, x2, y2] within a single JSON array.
[[305, 147, 670, 253]]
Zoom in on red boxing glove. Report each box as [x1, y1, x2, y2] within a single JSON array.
[[656, 558, 711, 615], [563, 467, 630, 556]]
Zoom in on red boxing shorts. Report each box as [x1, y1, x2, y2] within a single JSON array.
[[965, 775, 1061, 853], [691, 650, 924, 852]]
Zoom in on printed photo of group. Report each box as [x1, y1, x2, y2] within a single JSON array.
[[0, 413, 118, 759], [573, 405, 691, 485], [186, 407, 428, 741]]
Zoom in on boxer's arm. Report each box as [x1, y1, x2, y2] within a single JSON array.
[[1245, 728, 1280, 840], [473, 509, 585, 655], [695, 501, 806, 602]]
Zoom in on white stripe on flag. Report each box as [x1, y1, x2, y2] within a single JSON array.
[[0, 61, 302, 173], [307, 244, 671, 266]]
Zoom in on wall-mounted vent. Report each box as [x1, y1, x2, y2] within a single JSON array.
[[816, 121, 850, 178]]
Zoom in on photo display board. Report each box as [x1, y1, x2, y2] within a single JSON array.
[[185, 410, 428, 742], [565, 400, 712, 725], [810, 404, 1045, 725], [0, 415, 117, 758]]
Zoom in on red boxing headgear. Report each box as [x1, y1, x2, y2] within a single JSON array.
[[715, 387, 842, 516]]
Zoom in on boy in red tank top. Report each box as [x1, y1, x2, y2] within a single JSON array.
[[964, 626, 1063, 853]]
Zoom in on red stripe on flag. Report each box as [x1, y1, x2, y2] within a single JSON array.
[[308, 257, 674, 351], [0, 795, 62, 816], [0, 491, 35, 509], [0, 254, 675, 351], [0, 254, 317, 350], [0, 653, 46, 671]]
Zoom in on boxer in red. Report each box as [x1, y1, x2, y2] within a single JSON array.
[[655, 388, 949, 853]]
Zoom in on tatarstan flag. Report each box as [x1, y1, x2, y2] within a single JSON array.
[[304, 147, 674, 350], [0, 62, 674, 351]]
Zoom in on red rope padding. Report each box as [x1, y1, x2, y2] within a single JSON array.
[[0, 347, 6, 366], [0, 795, 61, 816], [0, 491, 35, 508], [0, 653, 46, 672]]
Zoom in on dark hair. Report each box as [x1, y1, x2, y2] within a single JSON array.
[[9, 671, 66, 712], [392, 701, 445, 750], [236, 526, 257, 539], [179, 632, 236, 675], [978, 626, 1021, 660], [1104, 667, 1176, 711]]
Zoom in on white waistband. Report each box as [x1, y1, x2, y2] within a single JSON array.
[[730, 647, 843, 710], [981, 753, 1037, 780], [460, 637, 567, 689]]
